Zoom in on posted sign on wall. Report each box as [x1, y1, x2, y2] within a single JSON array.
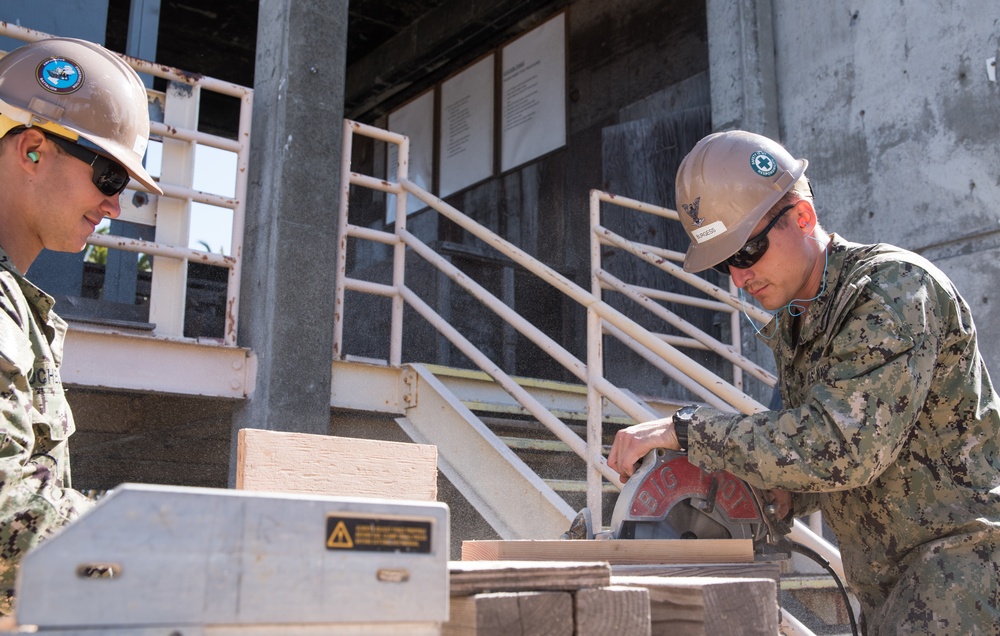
[[439, 55, 494, 198], [501, 15, 566, 172]]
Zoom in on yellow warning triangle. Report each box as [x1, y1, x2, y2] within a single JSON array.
[[326, 521, 354, 549]]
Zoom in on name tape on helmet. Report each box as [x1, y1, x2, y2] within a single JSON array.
[[132, 134, 147, 156], [691, 220, 726, 243]]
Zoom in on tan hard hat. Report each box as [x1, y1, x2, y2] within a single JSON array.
[[675, 130, 807, 273], [0, 37, 162, 195]]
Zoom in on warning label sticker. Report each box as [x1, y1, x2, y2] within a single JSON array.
[[326, 516, 433, 554]]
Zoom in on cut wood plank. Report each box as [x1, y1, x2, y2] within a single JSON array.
[[236, 428, 437, 500], [461, 539, 753, 564], [444, 591, 573, 636], [612, 576, 778, 636], [449, 560, 611, 596], [574, 585, 651, 636]]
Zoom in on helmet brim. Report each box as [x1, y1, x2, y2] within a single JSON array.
[[78, 131, 163, 196], [682, 218, 760, 273]]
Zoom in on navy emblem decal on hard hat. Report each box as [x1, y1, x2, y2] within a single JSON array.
[[750, 150, 777, 177], [36, 57, 85, 94], [682, 197, 704, 226]]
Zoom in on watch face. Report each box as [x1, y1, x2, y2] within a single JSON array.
[[676, 405, 698, 420]]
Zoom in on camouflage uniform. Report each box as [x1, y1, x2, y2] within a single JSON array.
[[0, 247, 91, 615], [687, 235, 1000, 635]]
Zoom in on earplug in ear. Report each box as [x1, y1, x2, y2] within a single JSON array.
[[799, 220, 808, 228], [27, 151, 39, 163]]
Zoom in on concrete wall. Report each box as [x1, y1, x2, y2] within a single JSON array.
[[714, 0, 1000, 370], [777, 1, 1000, 368]]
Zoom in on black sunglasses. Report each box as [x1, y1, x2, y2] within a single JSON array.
[[43, 132, 131, 197], [712, 203, 797, 275]]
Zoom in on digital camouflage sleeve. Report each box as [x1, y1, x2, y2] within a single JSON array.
[[686, 236, 1000, 635], [0, 253, 92, 616]]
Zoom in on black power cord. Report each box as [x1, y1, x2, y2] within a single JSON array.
[[789, 541, 860, 636]]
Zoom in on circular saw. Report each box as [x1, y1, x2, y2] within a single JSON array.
[[564, 449, 791, 558]]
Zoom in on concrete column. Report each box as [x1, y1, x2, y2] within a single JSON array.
[[706, 0, 779, 137], [229, 0, 348, 485], [705, 0, 781, 406]]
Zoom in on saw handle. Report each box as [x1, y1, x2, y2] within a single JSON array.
[[629, 448, 670, 481]]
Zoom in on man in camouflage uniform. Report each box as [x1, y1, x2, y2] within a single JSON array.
[[0, 38, 162, 615], [607, 130, 1000, 634]]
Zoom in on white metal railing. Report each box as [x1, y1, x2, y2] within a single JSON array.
[[339, 120, 775, 516], [336, 123, 656, 490], [589, 189, 778, 394], [0, 23, 251, 346], [336, 119, 843, 602], [588, 189, 838, 581]]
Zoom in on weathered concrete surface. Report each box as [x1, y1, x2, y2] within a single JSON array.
[[772, 1, 1000, 369], [709, 0, 1000, 371], [229, 0, 349, 484]]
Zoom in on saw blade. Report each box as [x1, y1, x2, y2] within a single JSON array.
[[618, 498, 743, 540]]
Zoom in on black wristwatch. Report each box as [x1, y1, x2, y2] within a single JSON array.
[[672, 404, 699, 449]]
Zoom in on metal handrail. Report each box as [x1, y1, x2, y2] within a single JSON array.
[[335, 118, 841, 585], [589, 189, 843, 587], [338, 121, 768, 504], [0, 23, 252, 346]]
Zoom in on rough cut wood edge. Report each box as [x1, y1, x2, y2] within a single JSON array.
[[461, 539, 754, 564], [235, 428, 437, 501], [444, 591, 574, 636], [449, 560, 611, 596], [612, 576, 779, 636], [574, 586, 651, 636]]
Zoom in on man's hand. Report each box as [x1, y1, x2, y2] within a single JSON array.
[[606, 417, 681, 483]]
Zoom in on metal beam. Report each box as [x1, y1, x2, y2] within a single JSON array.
[[62, 325, 255, 399], [396, 363, 575, 540]]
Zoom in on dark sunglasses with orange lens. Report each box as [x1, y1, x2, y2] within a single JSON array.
[[712, 203, 797, 275]]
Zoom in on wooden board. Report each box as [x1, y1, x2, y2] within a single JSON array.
[[574, 586, 651, 636], [461, 539, 754, 565], [611, 576, 778, 636], [449, 560, 611, 596], [611, 561, 780, 584], [444, 591, 573, 636], [236, 428, 437, 500]]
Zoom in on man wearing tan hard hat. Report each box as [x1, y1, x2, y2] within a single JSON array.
[[0, 37, 162, 615], [608, 130, 1000, 633]]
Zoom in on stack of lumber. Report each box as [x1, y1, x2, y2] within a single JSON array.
[[452, 540, 779, 635], [446, 561, 649, 636]]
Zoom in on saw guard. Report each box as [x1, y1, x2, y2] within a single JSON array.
[[610, 449, 765, 542]]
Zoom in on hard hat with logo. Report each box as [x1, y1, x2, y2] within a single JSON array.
[[0, 37, 162, 195], [675, 130, 807, 273]]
